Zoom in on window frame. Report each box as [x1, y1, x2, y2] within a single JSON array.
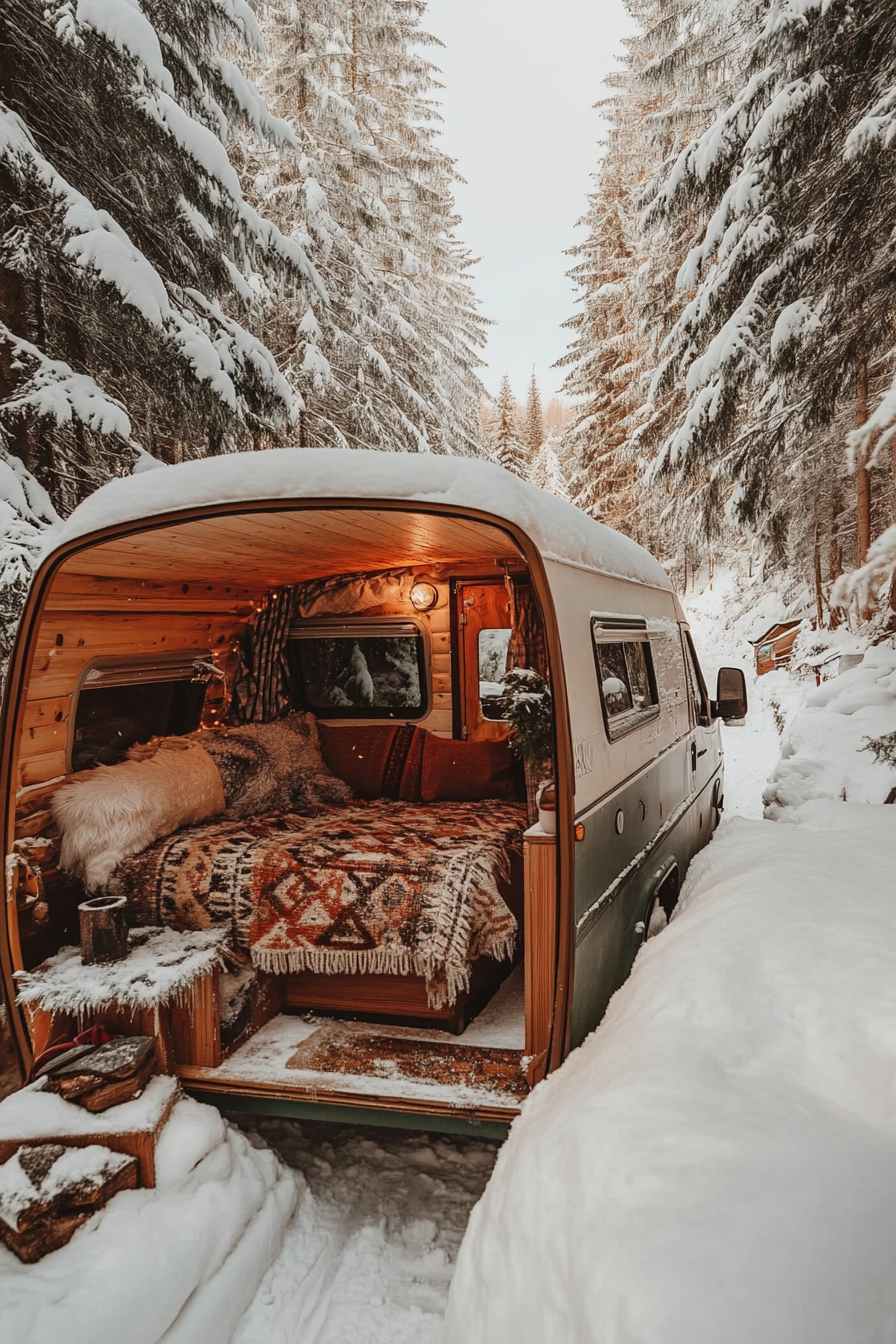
[[68, 652, 214, 771], [590, 617, 661, 743], [477, 624, 513, 721], [287, 618, 431, 721], [682, 628, 710, 727]]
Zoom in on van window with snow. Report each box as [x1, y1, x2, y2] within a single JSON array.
[[591, 623, 660, 741], [478, 627, 511, 720], [288, 622, 427, 719]]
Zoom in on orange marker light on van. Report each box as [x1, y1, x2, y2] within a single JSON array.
[[574, 823, 586, 842]]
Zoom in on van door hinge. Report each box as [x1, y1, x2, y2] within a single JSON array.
[[461, 724, 468, 741]]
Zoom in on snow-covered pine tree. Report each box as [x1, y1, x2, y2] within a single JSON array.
[[0, 449, 60, 657], [234, 0, 428, 453], [558, 0, 741, 547], [557, 77, 645, 530], [355, 0, 488, 454], [523, 370, 544, 466], [238, 0, 487, 455], [487, 373, 527, 477], [544, 398, 568, 437], [528, 436, 570, 500], [0, 0, 318, 519], [645, 0, 896, 593]]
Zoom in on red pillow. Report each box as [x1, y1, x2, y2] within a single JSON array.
[[317, 724, 424, 800], [420, 736, 519, 803]]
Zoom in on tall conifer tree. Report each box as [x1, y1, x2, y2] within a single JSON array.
[[239, 0, 488, 455], [488, 373, 527, 476], [0, 0, 316, 507], [523, 369, 544, 465], [646, 0, 896, 577]]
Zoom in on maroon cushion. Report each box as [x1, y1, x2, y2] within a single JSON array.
[[317, 724, 424, 801], [420, 736, 519, 803]]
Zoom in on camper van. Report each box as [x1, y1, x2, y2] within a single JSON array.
[[0, 452, 746, 1137]]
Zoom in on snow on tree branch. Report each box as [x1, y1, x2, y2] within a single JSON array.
[[0, 447, 63, 653], [0, 103, 301, 420], [0, 323, 132, 440], [832, 523, 896, 613]]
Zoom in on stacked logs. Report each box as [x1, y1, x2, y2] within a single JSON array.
[[0, 1142, 138, 1262]]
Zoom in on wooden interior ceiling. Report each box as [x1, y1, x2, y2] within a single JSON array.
[[56, 509, 522, 587]]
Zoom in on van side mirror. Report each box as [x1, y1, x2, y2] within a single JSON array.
[[711, 667, 748, 723]]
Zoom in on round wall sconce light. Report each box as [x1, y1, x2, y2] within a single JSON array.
[[410, 581, 439, 612]]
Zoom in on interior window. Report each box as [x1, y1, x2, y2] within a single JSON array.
[[478, 627, 511, 720], [591, 622, 660, 741], [72, 661, 209, 771], [288, 622, 427, 718]]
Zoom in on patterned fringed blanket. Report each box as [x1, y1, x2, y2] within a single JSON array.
[[110, 801, 526, 1008]]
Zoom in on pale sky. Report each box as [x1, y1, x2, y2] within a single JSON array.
[[424, 0, 638, 402]]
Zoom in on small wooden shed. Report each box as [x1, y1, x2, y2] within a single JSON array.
[[750, 620, 802, 676]]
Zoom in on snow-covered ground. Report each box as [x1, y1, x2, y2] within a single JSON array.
[[2, 1093, 297, 1344], [443, 799, 896, 1344], [230, 1119, 499, 1344], [683, 567, 802, 819]]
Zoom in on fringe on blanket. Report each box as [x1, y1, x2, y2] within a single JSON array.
[[250, 940, 517, 1011], [251, 848, 518, 1010]]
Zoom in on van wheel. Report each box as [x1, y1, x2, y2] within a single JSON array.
[[643, 895, 667, 939], [711, 779, 723, 829], [655, 867, 680, 922]]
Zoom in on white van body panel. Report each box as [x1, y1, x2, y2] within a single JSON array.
[[543, 559, 690, 814]]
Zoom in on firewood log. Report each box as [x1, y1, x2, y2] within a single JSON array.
[[45, 1036, 156, 1110], [0, 1144, 138, 1262]]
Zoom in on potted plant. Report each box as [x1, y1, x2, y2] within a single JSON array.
[[499, 668, 554, 824]]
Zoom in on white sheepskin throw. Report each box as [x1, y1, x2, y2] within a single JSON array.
[[53, 738, 226, 890]]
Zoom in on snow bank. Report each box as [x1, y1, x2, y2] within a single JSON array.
[[44, 450, 673, 593], [443, 804, 896, 1344], [763, 646, 896, 817], [1, 1096, 297, 1344]]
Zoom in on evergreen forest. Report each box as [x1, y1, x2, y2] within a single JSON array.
[[1, 0, 896, 648]]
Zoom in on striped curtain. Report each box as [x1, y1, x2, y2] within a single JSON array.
[[507, 579, 549, 679], [228, 588, 294, 724]]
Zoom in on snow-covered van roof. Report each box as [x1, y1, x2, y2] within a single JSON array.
[[45, 450, 672, 590]]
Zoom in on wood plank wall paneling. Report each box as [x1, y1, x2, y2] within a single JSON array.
[[46, 573, 263, 614], [15, 574, 458, 790], [422, 598, 452, 736], [24, 614, 244, 703], [16, 607, 251, 789]]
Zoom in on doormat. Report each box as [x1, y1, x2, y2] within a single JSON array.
[[285, 1023, 528, 1099]]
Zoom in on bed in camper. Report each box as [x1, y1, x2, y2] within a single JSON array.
[[0, 451, 746, 1136]]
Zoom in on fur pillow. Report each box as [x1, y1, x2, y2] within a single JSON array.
[[192, 712, 352, 819], [53, 738, 226, 891]]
